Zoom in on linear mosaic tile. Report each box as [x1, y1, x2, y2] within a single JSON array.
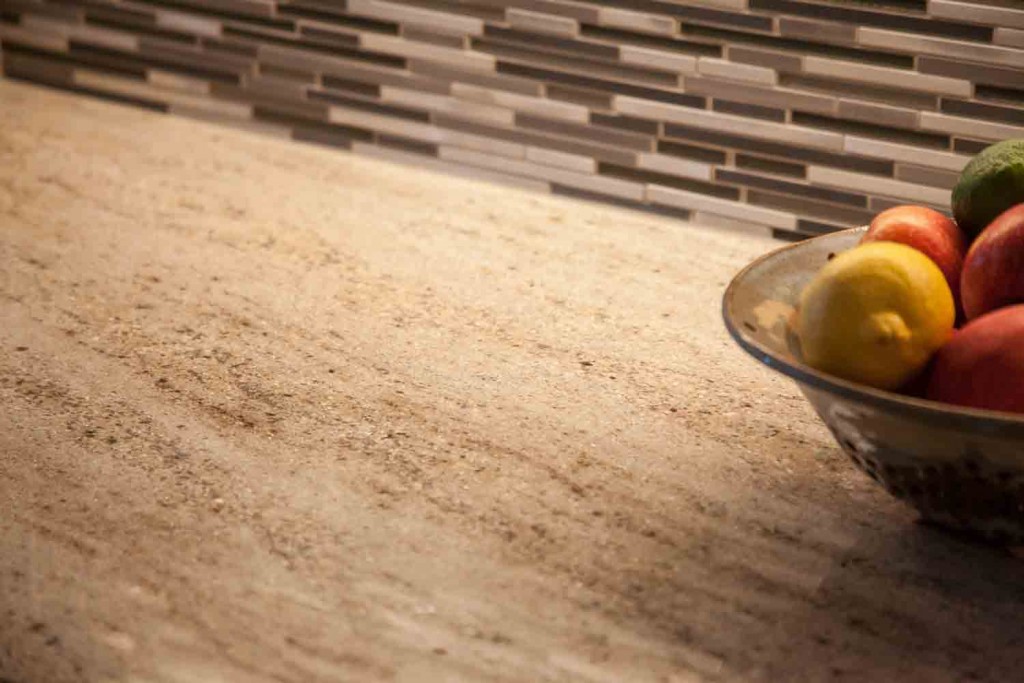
[[2, 0, 1022, 241]]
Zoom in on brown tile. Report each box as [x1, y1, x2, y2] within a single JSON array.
[[751, 0, 992, 41], [516, 112, 655, 151], [317, 76, 380, 98], [601, 162, 740, 200], [716, 168, 868, 207], [590, 111, 660, 136], [482, 25, 618, 60], [0, 23, 70, 53], [712, 98, 785, 122], [779, 17, 855, 44], [361, 33, 492, 70], [376, 133, 438, 156], [298, 24, 360, 49], [975, 85, 1024, 107], [868, 195, 948, 215], [580, 25, 721, 58], [859, 29, 1017, 67], [259, 62, 315, 83], [797, 218, 848, 235], [941, 97, 1024, 126], [808, 165, 951, 206], [433, 112, 639, 166], [550, 185, 663, 217], [400, 25, 465, 49], [648, 184, 797, 228], [656, 139, 726, 164], [212, 81, 328, 120], [654, 3, 774, 33], [347, 0, 484, 35], [918, 56, 1024, 91], [747, 189, 875, 226], [1, 50, 73, 85], [736, 153, 805, 178], [727, 45, 802, 73], [894, 164, 959, 189], [279, 4, 398, 34], [245, 73, 307, 99], [471, 0, 600, 23], [837, 99, 919, 130], [929, 0, 1024, 31], [545, 84, 613, 110], [410, 59, 542, 95], [779, 73, 938, 111], [291, 126, 352, 149], [308, 88, 429, 121], [506, 8, 579, 38], [682, 76, 836, 116], [596, 7, 676, 36], [772, 228, 813, 242], [953, 137, 991, 155], [140, 37, 255, 79], [663, 122, 894, 175]]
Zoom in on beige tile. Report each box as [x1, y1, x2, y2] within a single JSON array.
[[450, 83, 589, 122], [920, 111, 1024, 142], [21, 15, 139, 51], [148, 70, 210, 95], [360, 34, 495, 71], [802, 55, 972, 97], [844, 136, 969, 172], [348, 0, 484, 35], [380, 86, 514, 126], [838, 100, 919, 129], [636, 153, 714, 181], [807, 166, 951, 206], [683, 76, 836, 115], [779, 17, 855, 43], [697, 57, 776, 85], [329, 106, 442, 143], [170, 105, 291, 139], [75, 70, 252, 118], [615, 95, 844, 151], [438, 129, 525, 158], [596, 7, 676, 36], [690, 0, 748, 9], [353, 142, 551, 193], [619, 45, 696, 74], [647, 185, 798, 229], [857, 28, 1024, 68], [507, 8, 579, 37], [526, 146, 596, 173], [994, 28, 1024, 49], [0, 23, 69, 52], [155, 9, 222, 37], [894, 164, 959, 189], [727, 46, 802, 73], [440, 146, 644, 200], [928, 0, 1024, 30]]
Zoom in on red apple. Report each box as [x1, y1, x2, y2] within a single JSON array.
[[960, 203, 1024, 321], [861, 205, 966, 318], [926, 304, 1024, 414]]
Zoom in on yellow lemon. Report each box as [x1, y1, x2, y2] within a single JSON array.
[[796, 241, 955, 391]]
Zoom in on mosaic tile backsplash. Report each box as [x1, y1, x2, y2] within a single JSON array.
[[2, 0, 1022, 240]]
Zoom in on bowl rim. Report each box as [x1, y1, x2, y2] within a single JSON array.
[[722, 226, 1024, 437]]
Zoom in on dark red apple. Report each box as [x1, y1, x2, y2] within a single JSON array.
[[926, 304, 1024, 414], [960, 203, 1024, 321], [861, 205, 966, 318]]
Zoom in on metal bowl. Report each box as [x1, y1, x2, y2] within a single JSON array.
[[723, 227, 1024, 543]]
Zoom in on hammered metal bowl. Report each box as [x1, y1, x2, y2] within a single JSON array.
[[723, 227, 1024, 543]]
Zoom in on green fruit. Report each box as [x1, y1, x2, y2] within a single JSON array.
[[952, 138, 1024, 241]]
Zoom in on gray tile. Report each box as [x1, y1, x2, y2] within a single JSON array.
[[400, 25, 465, 49], [920, 111, 1024, 142], [727, 45, 802, 73], [409, 60, 541, 95], [844, 135, 969, 172], [940, 97, 1024, 126], [792, 111, 949, 149], [648, 185, 798, 229], [596, 7, 676, 36], [376, 133, 438, 156], [361, 33, 494, 70], [308, 87, 430, 121], [506, 8, 579, 38], [858, 28, 1020, 67], [545, 84, 614, 110], [837, 99, 919, 130], [716, 168, 868, 207], [590, 111, 660, 136], [797, 218, 848, 234], [802, 55, 972, 97], [953, 137, 991, 155], [929, 0, 1024, 31], [918, 56, 1024, 91], [471, 0, 601, 23], [347, 0, 484, 35], [747, 189, 875, 226], [655, 4, 774, 33], [600, 162, 739, 199], [995, 28, 1024, 49], [516, 112, 655, 151], [482, 25, 619, 60], [894, 164, 960, 189], [450, 83, 591, 122], [658, 139, 728, 164], [808, 165, 951, 206], [682, 76, 837, 116], [1, 49, 73, 84], [780, 73, 939, 111], [736, 153, 806, 178]]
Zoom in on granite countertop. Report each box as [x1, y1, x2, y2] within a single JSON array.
[[2, 79, 1021, 683]]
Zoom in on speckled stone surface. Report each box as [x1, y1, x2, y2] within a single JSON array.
[[2, 80, 1022, 683]]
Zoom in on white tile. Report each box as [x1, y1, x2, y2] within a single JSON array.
[[526, 146, 596, 173], [360, 33, 495, 70], [858, 28, 1024, 68], [844, 136, 970, 172], [507, 8, 579, 37], [348, 0, 484, 35], [697, 57, 776, 85], [619, 45, 696, 74], [381, 86, 514, 126], [647, 185, 798, 229], [807, 166, 951, 206], [596, 7, 675, 35], [329, 106, 442, 143], [440, 146, 645, 200], [450, 83, 589, 122], [803, 55, 972, 97], [636, 153, 713, 181], [994, 28, 1024, 49], [353, 142, 551, 193], [615, 95, 844, 151], [155, 10, 222, 37], [929, 0, 1024, 30], [920, 111, 1024, 142]]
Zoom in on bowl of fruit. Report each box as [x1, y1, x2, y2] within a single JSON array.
[[723, 139, 1024, 543]]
